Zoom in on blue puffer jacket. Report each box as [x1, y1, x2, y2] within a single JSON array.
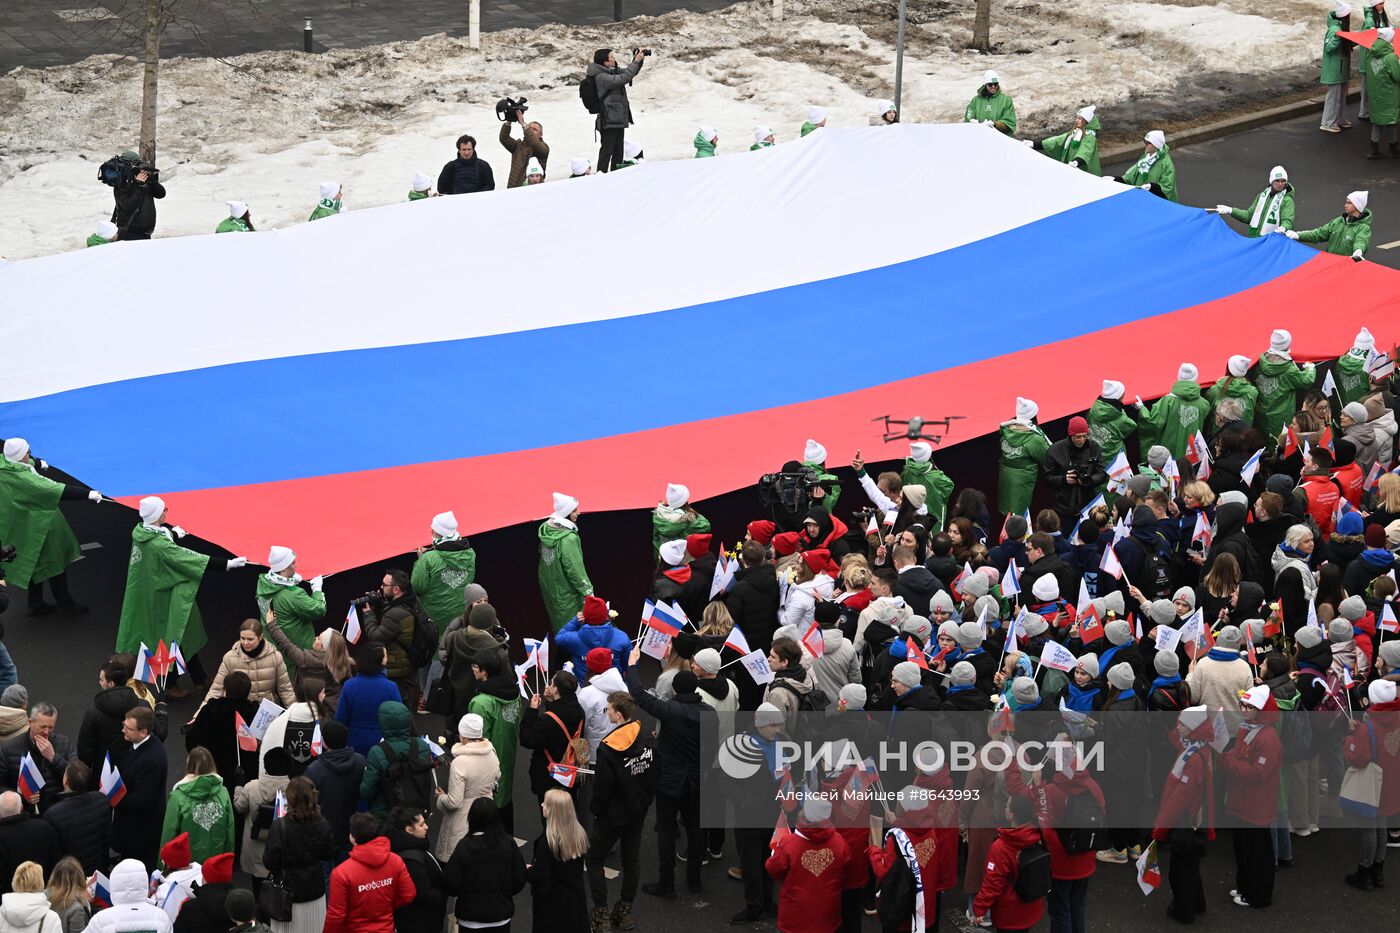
[[554, 619, 633, 683]]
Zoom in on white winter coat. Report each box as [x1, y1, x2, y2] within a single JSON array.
[[780, 575, 835, 630], [0, 893, 60, 933], [433, 739, 501, 861], [81, 859, 172, 933], [577, 668, 627, 760]]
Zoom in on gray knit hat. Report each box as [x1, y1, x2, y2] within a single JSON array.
[[1102, 591, 1126, 618], [463, 583, 489, 606], [956, 620, 984, 650], [1172, 587, 1196, 610], [1148, 600, 1177, 628], [1154, 651, 1180, 676], [961, 572, 991, 599], [1107, 662, 1136, 690], [0, 685, 26, 710], [1329, 619, 1354, 643], [1243, 620, 1265, 645], [1295, 626, 1324, 649], [950, 661, 977, 686], [902, 615, 933, 641], [937, 620, 961, 642], [1011, 677, 1039, 706], [1022, 613, 1049, 638], [972, 595, 1001, 625], [892, 661, 923, 687], [1218, 490, 1249, 509], [1076, 653, 1100, 678], [930, 590, 956, 613], [1339, 596, 1367, 622], [1379, 641, 1400, 670], [1215, 625, 1242, 651], [1105, 619, 1131, 646], [1343, 401, 1370, 424], [1126, 474, 1153, 498], [839, 683, 867, 710], [1147, 445, 1171, 470]]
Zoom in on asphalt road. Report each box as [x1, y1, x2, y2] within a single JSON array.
[[1106, 110, 1400, 270]]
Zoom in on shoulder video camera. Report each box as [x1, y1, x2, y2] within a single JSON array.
[[495, 96, 528, 122], [98, 153, 157, 189]]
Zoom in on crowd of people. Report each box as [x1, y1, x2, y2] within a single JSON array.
[[1, 319, 1399, 933]]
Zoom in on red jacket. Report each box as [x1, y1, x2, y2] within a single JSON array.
[[766, 822, 857, 933], [324, 836, 416, 933], [1345, 700, 1400, 817], [1004, 766, 1104, 880], [1220, 717, 1282, 826], [911, 770, 960, 892], [972, 824, 1045, 930], [1299, 473, 1341, 537], [1333, 462, 1364, 508], [1353, 613, 1376, 672], [1152, 732, 1214, 842]]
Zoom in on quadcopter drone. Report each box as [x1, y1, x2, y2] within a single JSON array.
[[872, 414, 965, 446]]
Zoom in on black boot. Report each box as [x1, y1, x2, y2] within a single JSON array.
[[1346, 864, 1375, 891], [1368, 141, 1382, 159], [1372, 861, 1386, 888], [1390, 142, 1400, 157]]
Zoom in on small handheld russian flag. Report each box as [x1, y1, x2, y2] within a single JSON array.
[[86, 871, 112, 909], [548, 762, 579, 788], [645, 602, 684, 638], [99, 753, 126, 807], [17, 753, 45, 801], [724, 624, 751, 656], [273, 789, 287, 819], [235, 711, 258, 752], [132, 643, 155, 684], [344, 602, 363, 645], [310, 721, 323, 758]]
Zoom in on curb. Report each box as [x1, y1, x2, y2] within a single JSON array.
[[1101, 83, 1363, 164]]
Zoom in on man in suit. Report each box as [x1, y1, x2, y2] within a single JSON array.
[[109, 705, 166, 871]]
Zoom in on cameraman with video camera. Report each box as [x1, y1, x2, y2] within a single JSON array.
[[1042, 415, 1107, 534], [496, 100, 549, 188], [584, 47, 647, 173], [101, 148, 166, 240], [357, 569, 426, 708]]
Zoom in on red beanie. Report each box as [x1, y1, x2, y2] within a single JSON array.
[[586, 647, 613, 674], [772, 532, 802, 557], [202, 852, 235, 884], [802, 548, 833, 574], [1068, 416, 1089, 436], [747, 520, 776, 545], [583, 595, 609, 625], [160, 832, 192, 871], [686, 533, 713, 558]]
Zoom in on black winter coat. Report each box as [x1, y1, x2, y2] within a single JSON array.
[[108, 736, 167, 869], [185, 696, 260, 791], [624, 669, 702, 797], [722, 563, 780, 652], [678, 553, 717, 623], [519, 698, 586, 799], [40, 790, 109, 874], [0, 730, 75, 811], [591, 720, 656, 826], [893, 566, 943, 617], [304, 746, 367, 848], [437, 155, 495, 195], [111, 176, 166, 238], [263, 814, 334, 901], [1202, 503, 1265, 586], [527, 834, 588, 933], [173, 882, 232, 933], [1043, 437, 1108, 516], [77, 686, 140, 781], [391, 829, 449, 933], [443, 829, 525, 925], [1020, 555, 1076, 606], [0, 813, 58, 893]]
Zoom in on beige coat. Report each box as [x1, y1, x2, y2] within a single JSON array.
[[432, 739, 501, 861], [233, 773, 290, 878], [204, 641, 296, 709], [0, 707, 28, 743]]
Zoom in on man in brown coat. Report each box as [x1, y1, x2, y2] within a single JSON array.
[[499, 112, 549, 187]]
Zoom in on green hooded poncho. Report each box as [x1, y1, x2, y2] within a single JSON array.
[[901, 458, 954, 528], [1040, 115, 1101, 175], [1135, 380, 1211, 458], [539, 519, 592, 632], [998, 422, 1049, 516], [1253, 353, 1318, 439], [1204, 376, 1260, 428], [116, 524, 210, 657], [255, 574, 325, 678], [0, 458, 80, 589]]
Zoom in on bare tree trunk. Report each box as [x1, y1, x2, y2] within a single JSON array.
[[139, 0, 163, 163], [971, 0, 991, 52]]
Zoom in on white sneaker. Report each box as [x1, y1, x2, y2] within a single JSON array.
[[1232, 894, 1252, 907], [1292, 827, 1312, 837], [1308, 824, 1320, 834], [964, 909, 992, 928], [1096, 849, 1129, 864]]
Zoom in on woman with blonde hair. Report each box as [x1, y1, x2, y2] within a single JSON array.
[[697, 601, 734, 639], [528, 788, 589, 932], [265, 610, 353, 709], [1, 861, 60, 933], [43, 858, 88, 933], [1369, 472, 1400, 529]]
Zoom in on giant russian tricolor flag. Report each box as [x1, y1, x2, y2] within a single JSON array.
[[1, 125, 1395, 573]]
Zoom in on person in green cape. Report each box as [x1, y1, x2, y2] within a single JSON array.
[[214, 201, 253, 233], [901, 441, 955, 529], [87, 220, 118, 247], [412, 509, 477, 699], [1132, 362, 1211, 458], [308, 181, 344, 221], [1087, 380, 1137, 469], [800, 106, 827, 137], [1252, 328, 1318, 439], [255, 545, 326, 679], [998, 397, 1049, 517], [801, 438, 842, 512], [964, 70, 1017, 135], [1333, 327, 1378, 408], [652, 483, 711, 556], [408, 171, 436, 201], [117, 496, 249, 699], [1204, 356, 1260, 428], [1028, 104, 1101, 175], [0, 438, 102, 615], [1118, 129, 1177, 201], [539, 492, 593, 633], [1211, 165, 1295, 237]]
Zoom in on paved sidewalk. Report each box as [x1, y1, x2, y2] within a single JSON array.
[[1, 0, 737, 71]]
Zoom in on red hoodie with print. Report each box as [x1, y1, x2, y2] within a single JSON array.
[[972, 824, 1046, 930], [323, 836, 415, 933], [766, 821, 858, 933]]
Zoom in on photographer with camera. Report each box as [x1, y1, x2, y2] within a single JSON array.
[[437, 134, 496, 196], [497, 102, 549, 188], [1042, 416, 1108, 534], [101, 149, 165, 241], [358, 569, 427, 708], [584, 48, 647, 173]]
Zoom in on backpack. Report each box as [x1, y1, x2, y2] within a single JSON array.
[[1138, 542, 1176, 600], [1274, 690, 1314, 763], [1013, 842, 1053, 902], [875, 830, 918, 925], [795, 684, 831, 713], [378, 741, 435, 811], [546, 711, 591, 769], [579, 73, 602, 114], [405, 600, 438, 669], [1056, 791, 1108, 853]]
